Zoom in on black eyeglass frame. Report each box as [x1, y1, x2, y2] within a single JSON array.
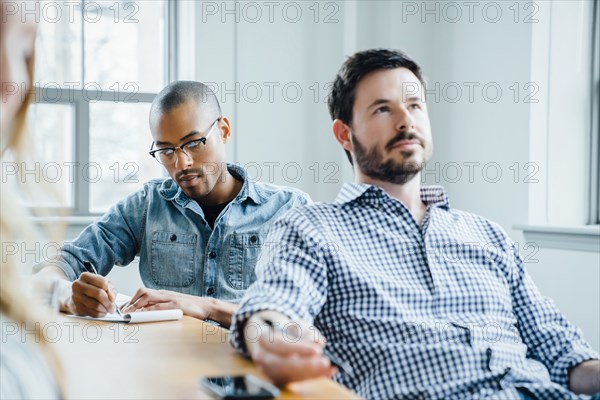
[[148, 117, 222, 164]]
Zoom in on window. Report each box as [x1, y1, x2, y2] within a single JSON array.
[[28, 0, 174, 215], [591, 0, 600, 225], [516, 0, 599, 251]]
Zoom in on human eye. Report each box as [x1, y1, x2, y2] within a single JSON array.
[[409, 102, 423, 110], [374, 105, 390, 114], [184, 139, 204, 151], [158, 148, 175, 156]]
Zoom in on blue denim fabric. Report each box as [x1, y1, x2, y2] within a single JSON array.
[[516, 388, 536, 400], [35, 164, 310, 302]]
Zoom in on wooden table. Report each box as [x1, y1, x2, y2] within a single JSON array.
[[51, 315, 358, 399]]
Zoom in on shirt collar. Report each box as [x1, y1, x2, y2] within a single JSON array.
[[335, 182, 450, 209], [229, 163, 265, 204], [159, 163, 265, 205]]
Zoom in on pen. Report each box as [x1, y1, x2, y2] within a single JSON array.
[[82, 260, 98, 275], [262, 319, 353, 376], [82, 260, 121, 316]]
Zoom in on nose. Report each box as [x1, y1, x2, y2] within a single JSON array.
[[395, 106, 415, 132], [174, 148, 193, 169]]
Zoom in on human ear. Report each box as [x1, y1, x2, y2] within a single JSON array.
[[217, 116, 231, 143], [332, 119, 352, 152]]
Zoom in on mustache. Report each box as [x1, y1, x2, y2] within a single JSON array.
[[175, 168, 205, 180], [385, 131, 423, 151]]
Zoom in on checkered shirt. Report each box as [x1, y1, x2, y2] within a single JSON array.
[[229, 183, 599, 399]]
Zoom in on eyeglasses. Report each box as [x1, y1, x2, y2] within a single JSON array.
[[149, 117, 221, 166]]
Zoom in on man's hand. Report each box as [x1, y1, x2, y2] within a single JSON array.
[[67, 272, 118, 317], [569, 359, 600, 395], [121, 288, 238, 328], [122, 288, 211, 317], [244, 311, 336, 387]]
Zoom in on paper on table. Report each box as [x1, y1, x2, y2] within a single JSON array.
[[67, 293, 183, 324], [69, 309, 183, 323]]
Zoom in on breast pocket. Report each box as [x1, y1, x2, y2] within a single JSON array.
[[227, 232, 264, 290], [150, 231, 197, 287]]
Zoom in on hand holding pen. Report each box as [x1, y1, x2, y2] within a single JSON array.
[[67, 260, 120, 318], [82, 261, 122, 316]]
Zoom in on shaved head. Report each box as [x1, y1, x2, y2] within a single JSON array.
[[149, 81, 221, 127]]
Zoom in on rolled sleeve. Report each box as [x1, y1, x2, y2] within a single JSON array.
[[33, 250, 81, 281], [550, 343, 599, 388], [229, 304, 306, 359]]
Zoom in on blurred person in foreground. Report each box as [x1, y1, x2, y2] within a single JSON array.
[[229, 49, 600, 399], [1, 1, 63, 398]]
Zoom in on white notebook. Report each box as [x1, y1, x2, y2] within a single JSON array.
[[67, 293, 183, 324], [69, 309, 183, 323]]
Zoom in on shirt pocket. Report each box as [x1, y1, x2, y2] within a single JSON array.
[[150, 231, 197, 287], [227, 232, 264, 290]]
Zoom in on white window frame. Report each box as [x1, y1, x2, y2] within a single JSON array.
[[591, 0, 600, 226], [515, 0, 600, 252], [31, 0, 182, 217]]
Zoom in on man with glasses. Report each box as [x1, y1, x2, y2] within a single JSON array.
[[34, 81, 310, 327]]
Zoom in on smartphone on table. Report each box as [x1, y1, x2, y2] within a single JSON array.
[[199, 374, 280, 400]]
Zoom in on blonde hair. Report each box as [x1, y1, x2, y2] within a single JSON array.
[[0, 42, 65, 398], [5, 41, 35, 153]]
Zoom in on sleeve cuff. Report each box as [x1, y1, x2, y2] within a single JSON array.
[[228, 303, 304, 358], [550, 344, 599, 388], [32, 259, 80, 282]]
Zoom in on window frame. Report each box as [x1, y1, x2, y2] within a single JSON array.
[[515, 0, 600, 251], [31, 0, 177, 216], [590, 0, 600, 225]]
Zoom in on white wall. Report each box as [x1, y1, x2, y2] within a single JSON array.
[[194, 1, 350, 201]]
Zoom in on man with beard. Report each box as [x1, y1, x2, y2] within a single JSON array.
[[35, 81, 310, 327], [228, 49, 600, 398]]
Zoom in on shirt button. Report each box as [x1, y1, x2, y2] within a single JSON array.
[[250, 235, 257, 244], [170, 234, 177, 241], [209, 251, 217, 259], [207, 287, 215, 295]]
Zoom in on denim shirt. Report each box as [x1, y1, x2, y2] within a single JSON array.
[[36, 164, 311, 302]]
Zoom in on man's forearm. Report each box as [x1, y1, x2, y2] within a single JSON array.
[[206, 298, 239, 328], [569, 359, 600, 395]]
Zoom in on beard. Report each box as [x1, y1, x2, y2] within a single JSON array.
[[352, 131, 426, 185]]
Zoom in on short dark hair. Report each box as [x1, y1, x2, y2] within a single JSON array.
[[149, 81, 221, 126], [327, 49, 426, 165]]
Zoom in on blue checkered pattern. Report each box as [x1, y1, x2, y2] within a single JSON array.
[[230, 183, 599, 399]]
